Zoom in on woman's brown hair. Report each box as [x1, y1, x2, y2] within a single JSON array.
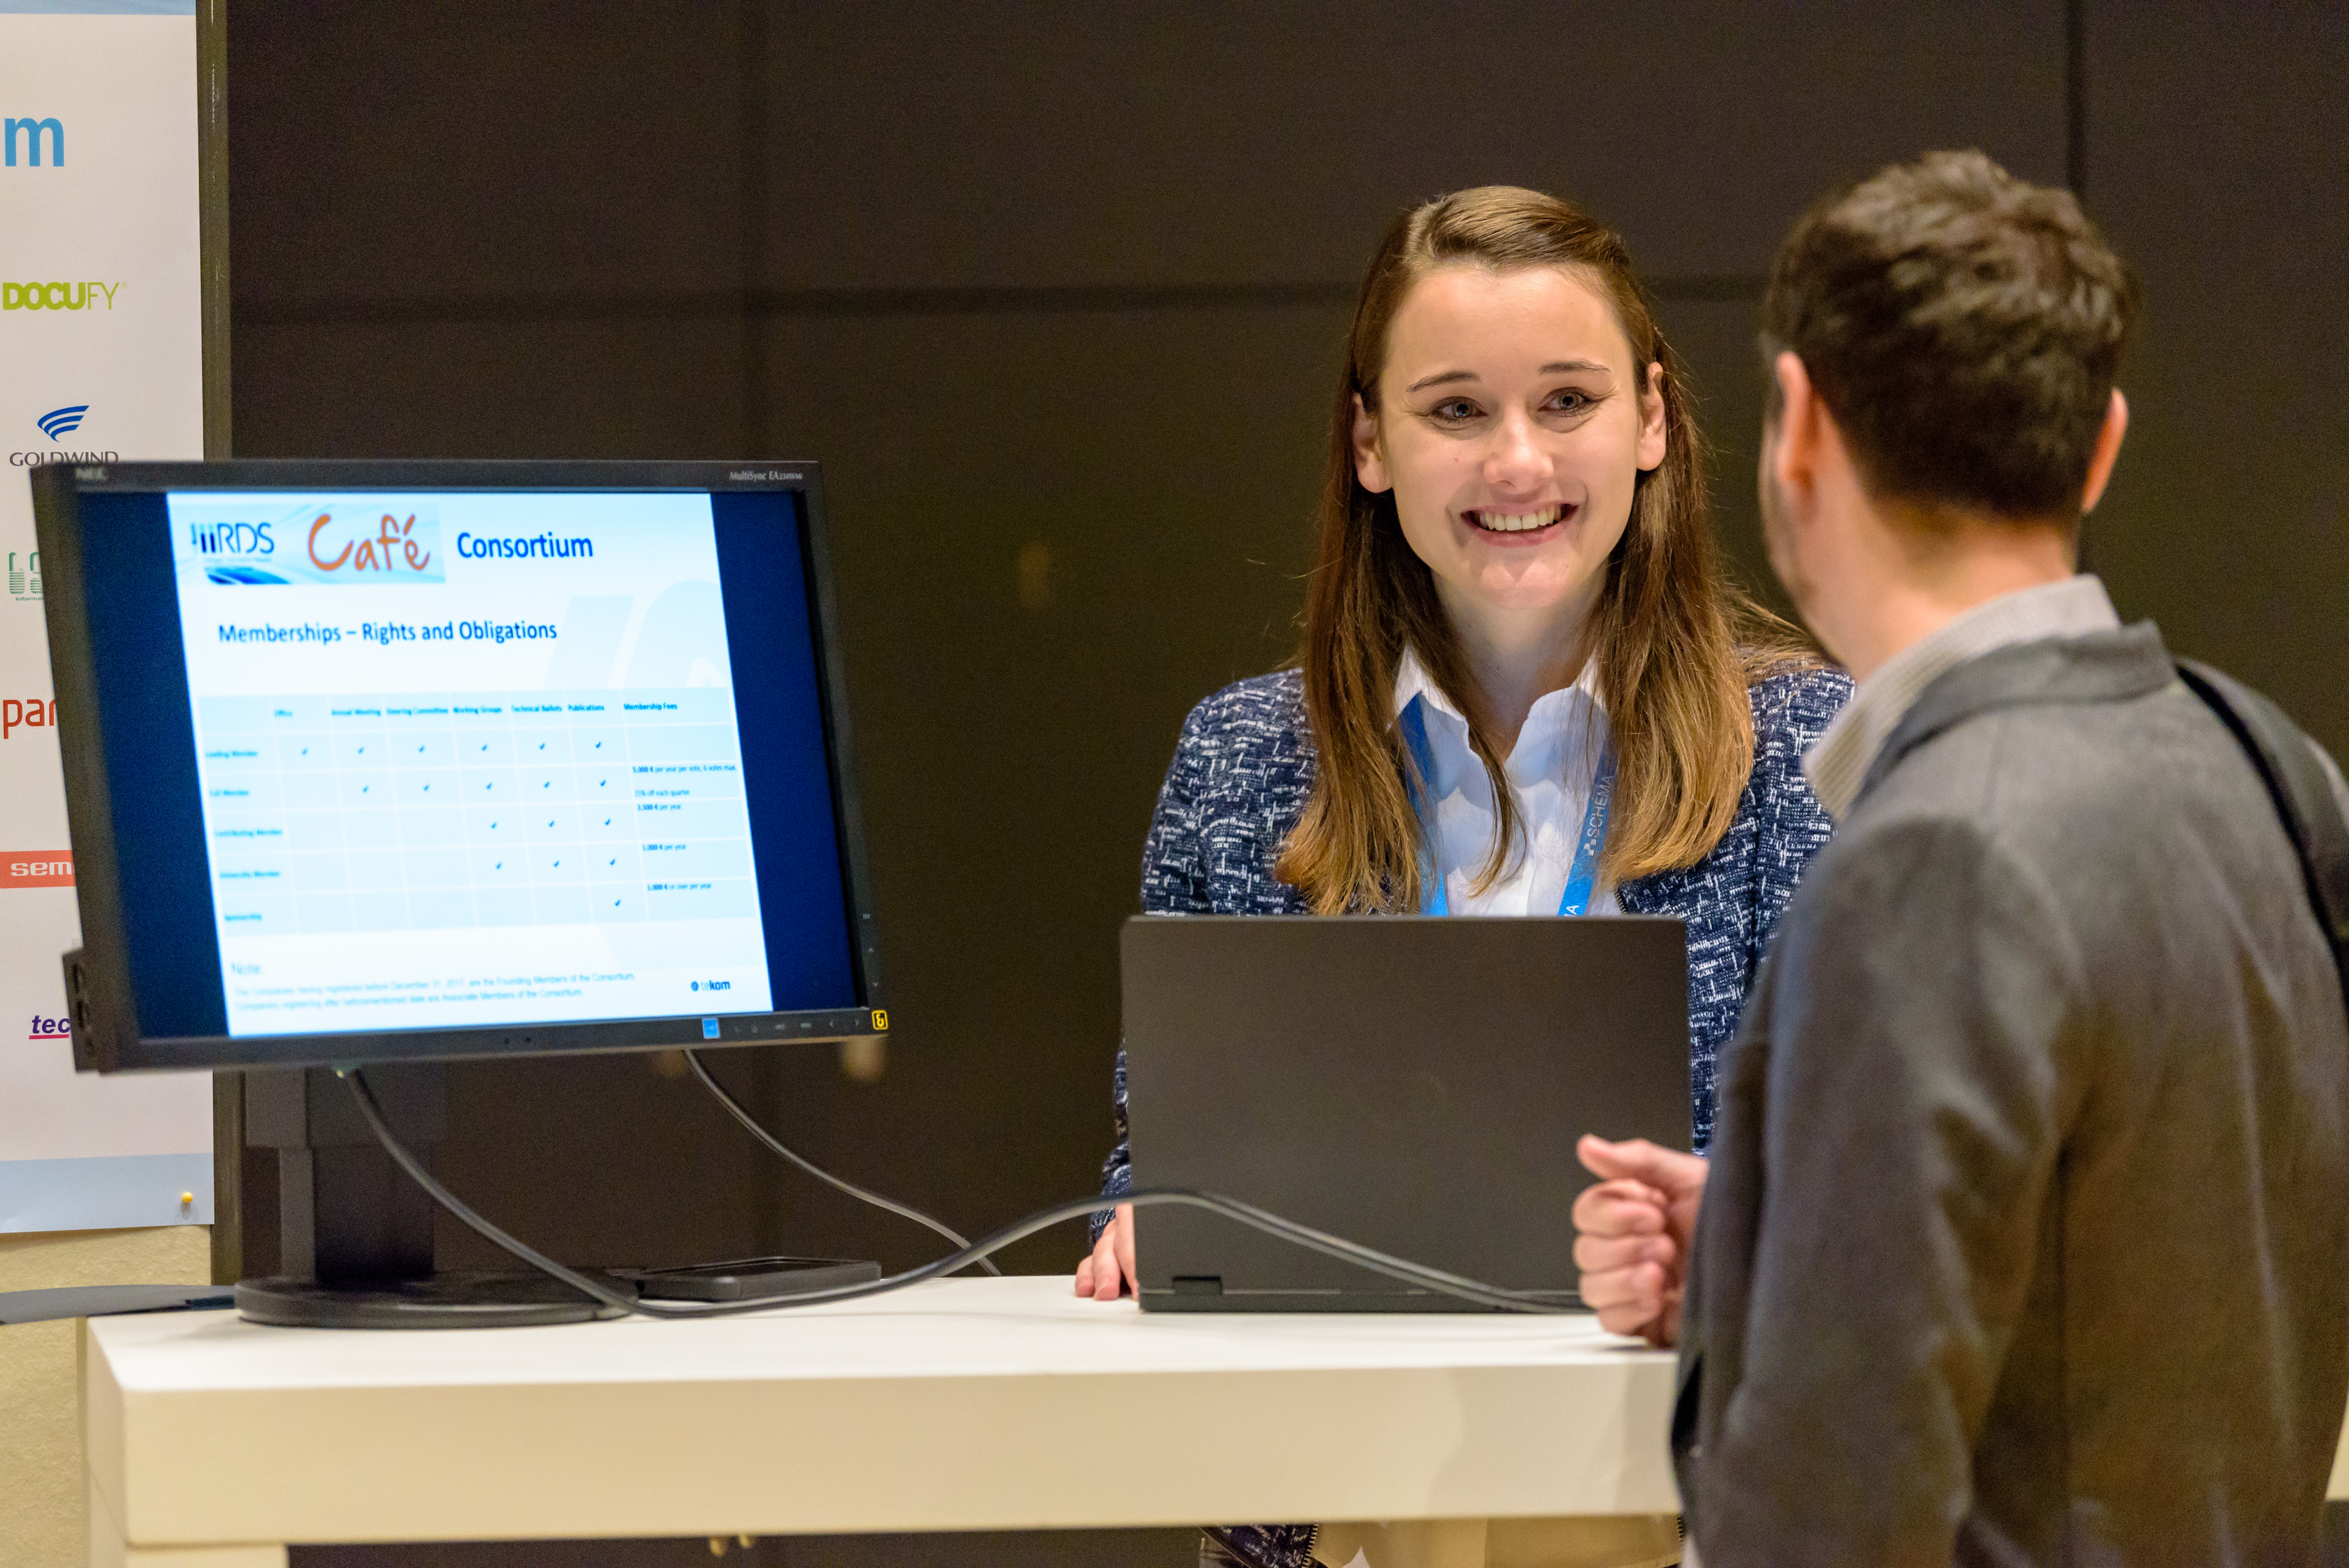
[[1276, 185, 1804, 914]]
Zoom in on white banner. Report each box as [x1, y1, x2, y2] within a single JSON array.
[[0, 0, 212, 1231]]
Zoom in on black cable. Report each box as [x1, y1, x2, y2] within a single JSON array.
[[341, 1068, 1572, 1318], [683, 1048, 1002, 1277]]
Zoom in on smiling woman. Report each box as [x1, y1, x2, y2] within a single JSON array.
[[1077, 189, 1854, 1568]]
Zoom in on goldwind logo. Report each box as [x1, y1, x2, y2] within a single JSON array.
[[3, 117, 63, 167], [7, 550, 38, 601], [10, 402, 117, 468], [1, 282, 118, 311]]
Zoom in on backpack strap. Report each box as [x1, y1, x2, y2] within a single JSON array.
[[2175, 658, 2349, 1016]]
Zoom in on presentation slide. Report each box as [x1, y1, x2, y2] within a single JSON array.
[[166, 492, 777, 1036]]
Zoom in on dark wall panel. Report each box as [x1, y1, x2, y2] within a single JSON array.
[[757, 2, 2066, 288], [2084, 1, 2349, 764], [226, 0, 2083, 1293], [235, 317, 748, 459], [743, 302, 1339, 1263], [232, 2, 747, 311]]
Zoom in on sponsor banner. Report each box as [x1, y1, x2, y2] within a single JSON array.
[[1, 5, 211, 1231]]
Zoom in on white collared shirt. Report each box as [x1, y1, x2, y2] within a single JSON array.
[[1803, 573, 2124, 819], [1394, 647, 1620, 917]]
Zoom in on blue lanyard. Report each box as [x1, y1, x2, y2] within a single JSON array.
[[1399, 696, 1616, 917]]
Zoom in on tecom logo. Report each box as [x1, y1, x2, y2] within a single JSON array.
[[8, 549, 38, 601], [3, 117, 63, 167], [2, 281, 117, 311], [176, 501, 446, 586]]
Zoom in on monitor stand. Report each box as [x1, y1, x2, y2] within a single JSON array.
[[234, 1063, 621, 1328]]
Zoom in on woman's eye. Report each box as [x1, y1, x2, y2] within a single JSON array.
[[1546, 390, 1593, 415], [1429, 399, 1480, 423]]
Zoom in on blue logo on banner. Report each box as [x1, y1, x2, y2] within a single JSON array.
[[702, 1017, 720, 1039], [3, 117, 64, 169], [36, 405, 86, 442]]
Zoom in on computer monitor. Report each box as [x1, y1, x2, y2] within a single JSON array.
[[34, 460, 885, 1074], [32, 461, 889, 1325]]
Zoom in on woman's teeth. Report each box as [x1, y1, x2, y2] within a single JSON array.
[[1472, 504, 1561, 533]]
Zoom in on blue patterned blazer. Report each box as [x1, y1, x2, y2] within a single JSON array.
[[1096, 665, 1848, 1568]]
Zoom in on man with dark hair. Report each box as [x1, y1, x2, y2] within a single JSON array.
[[1575, 150, 2349, 1565]]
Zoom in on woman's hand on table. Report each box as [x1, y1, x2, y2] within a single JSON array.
[[1573, 1136, 1708, 1348], [1074, 1202, 1136, 1300]]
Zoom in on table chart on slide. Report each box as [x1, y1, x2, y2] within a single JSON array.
[[191, 689, 755, 934]]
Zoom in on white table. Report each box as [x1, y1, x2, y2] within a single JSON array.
[[83, 1276, 2349, 1566], [84, 1276, 1680, 1566]]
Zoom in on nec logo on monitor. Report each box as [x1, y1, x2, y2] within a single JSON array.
[[177, 502, 447, 587], [3, 117, 62, 167]]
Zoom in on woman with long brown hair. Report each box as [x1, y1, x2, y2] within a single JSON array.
[[1075, 187, 1849, 1568]]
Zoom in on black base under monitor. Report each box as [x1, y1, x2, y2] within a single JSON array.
[[239, 1063, 876, 1329], [234, 1272, 624, 1329]]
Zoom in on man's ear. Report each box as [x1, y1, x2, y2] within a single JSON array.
[[1635, 361, 1667, 472], [1768, 350, 1819, 501], [2079, 387, 2129, 514], [1352, 393, 1391, 494]]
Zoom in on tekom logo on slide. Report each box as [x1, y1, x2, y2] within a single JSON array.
[[3, 117, 63, 168], [36, 404, 85, 441], [178, 500, 447, 587]]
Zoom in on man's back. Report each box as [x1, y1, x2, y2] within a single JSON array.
[[1678, 626, 2349, 1565]]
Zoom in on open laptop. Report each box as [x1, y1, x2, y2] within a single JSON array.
[[1122, 914, 1691, 1312]]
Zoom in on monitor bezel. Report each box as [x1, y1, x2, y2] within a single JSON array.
[[34, 459, 888, 1072]]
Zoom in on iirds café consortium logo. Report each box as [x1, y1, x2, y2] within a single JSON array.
[[8, 550, 37, 601], [178, 500, 446, 587]]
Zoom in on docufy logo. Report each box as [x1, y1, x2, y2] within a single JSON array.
[[2, 280, 118, 311], [8, 550, 38, 601], [176, 500, 447, 587]]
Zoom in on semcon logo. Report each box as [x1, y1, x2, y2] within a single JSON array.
[[182, 502, 447, 587], [3, 849, 72, 889]]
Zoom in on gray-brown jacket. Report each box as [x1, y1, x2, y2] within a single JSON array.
[[1675, 626, 2349, 1566]]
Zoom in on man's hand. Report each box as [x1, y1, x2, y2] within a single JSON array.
[[1073, 1202, 1136, 1300], [1573, 1136, 1708, 1347]]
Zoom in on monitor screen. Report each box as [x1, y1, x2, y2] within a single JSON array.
[[40, 463, 883, 1071]]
